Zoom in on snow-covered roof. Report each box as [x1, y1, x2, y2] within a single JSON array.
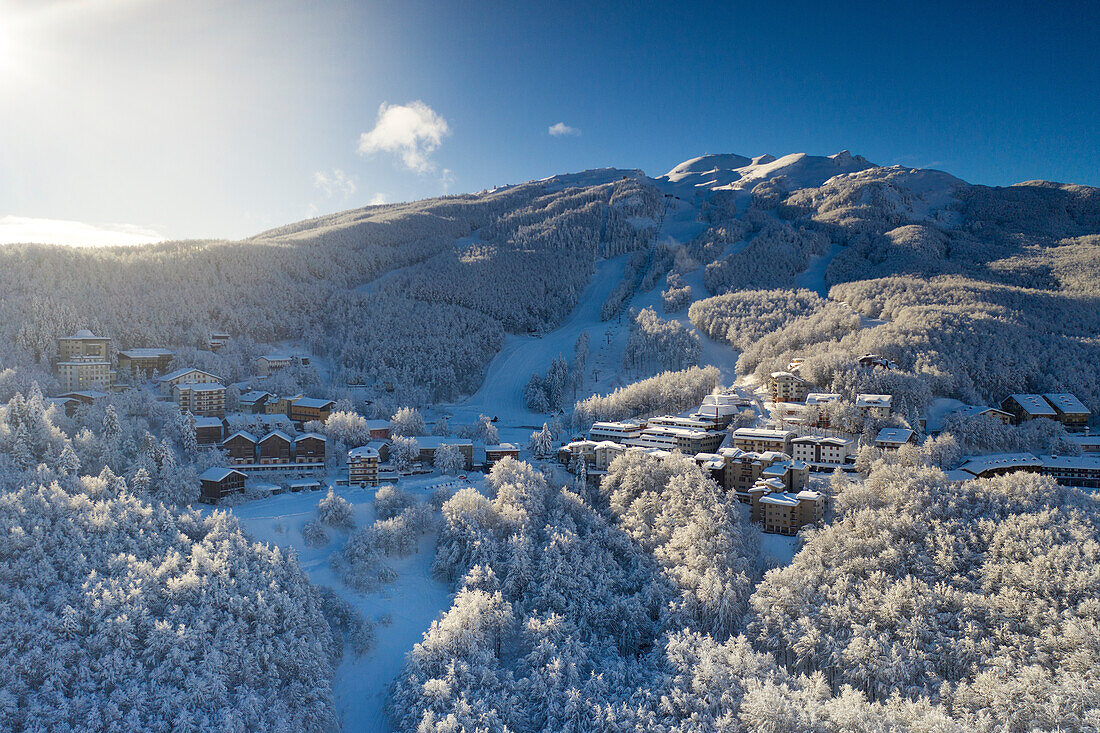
[[62, 329, 103, 340], [760, 491, 799, 506], [59, 390, 109, 400], [118, 347, 173, 358], [856, 394, 893, 408], [733, 428, 795, 440], [293, 397, 335, 409], [875, 427, 915, 445], [1042, 393, 1090, 416], [199, 467, 244, 482], [348, 445, 379, 459], [158, 367, 219, 383], [702, 393, 746, 407], [193, 416, 223, 428], [792, 435, 852, 446], [1005, 394, 1056, 416], [1038, 454, 1100, 471], [259, 353, 294, 362], [1069, 434, 1100, 450], [240, 390, 275, 402], [805, 393, 841, 405], [178, 382, 224, 392], [949, 405, 1012, 420], [289, 480, 320, 488], [414, 436, 472, 449], [224, 430, 258, 443], [250, 481, 280, 492], [364, 419, 391, 430], [294, 432, 327, 442], [944, 469, 974, 483], [796, 489, 823, 501], [770, 371, 803, 380], [958, 453, 1043, 476], [259, 430, 292, 443], [485, 443, 519, 452]]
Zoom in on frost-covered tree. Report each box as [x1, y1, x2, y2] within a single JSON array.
[[390, 406, 426, 437], [390, 435, 420, 472], [433, 443, 464, 475]]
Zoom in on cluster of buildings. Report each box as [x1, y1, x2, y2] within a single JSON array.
[[999, 393, 1091, 431]]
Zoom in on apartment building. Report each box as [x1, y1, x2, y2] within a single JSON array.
[[258, 431, 293, 464], [117, 348, 174, 379], [874, 427, 915, 452], [58, 329, 110, 361], [58, 355, 113, 391], [239, 390, 275, 414], [199, 467, 246, 503], [589, 420, 646, 443], [223, 431, 259, 464], [294, 433, 327, 463], [193, 416, 224, 446], [1041, 393, 1091, 432], [759, 487, 825, 535], [593, 440, 627, 471], [999, 394, 1057, 425], [174, 382, 226, 418], [157, 367, 221, 395], [731, 428, 795, 454], [485, 443, 520, 469], [415, 437, 474, 470], [791, 435, 854, 468], [855, 394, 893, 420], [287, 397, 336, 424], [348, 445, 380, 486], [769, 371, 812, 403], [627, 424, 725, 454]]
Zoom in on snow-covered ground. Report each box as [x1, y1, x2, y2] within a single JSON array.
[[797, 242, 843, 297], [201, 475, 480, 732], [759, 532, 799, 567]]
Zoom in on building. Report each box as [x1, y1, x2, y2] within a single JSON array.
[[223, 412, 295, 437], [647, 415, 715, 430], [255, 354, 308, 376], [858, 353, 898, 370], [415, 437, 474, 470], [193, 416, 224, 446], [485, 443, 520, 469], [589, 420, 646, 443], [627, 424, 725, 454], [239, 390, 275, 414], [289, 480, 321, 493], [1038, 454, 1100, 489], [699, 447, 805, 499], [367, 439, 390, 463], [559, 440, 597, 467], [288, 397, 336, 424], [58, 355, 113, 391], [791, 435, 854, 468], [693, 393, 751, 428], [267, 394, 303, 416], [174, 382, 226, 418], [116, 348, 174, 379], [805, 393, 841, 407], [58, 329, 111, 361], [759, 488, 825, 535], [258, 431, 293, 464], [593, 441, 627, 471], [157, 367, 221, 395], [207, 332, 230, 351], [956, 453, 1044, 479], [732, 428, 795, 454], [947, 405, 1014, 425], [874, 427, 916, 451], [1042, 393, 1091, 432], [999, 394, 1057, 425], [348, 445, 380, 486], [199, 467, 246, 503], [855, 394, 893, 420], [364, 420, 392, 440], [294, 433, 327, 463], [1070, 434, 1100, 454], [769, 371, 812, 403], [223, 431, 259, 464]]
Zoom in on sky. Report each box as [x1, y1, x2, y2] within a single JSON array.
[[1, 0, 1097, 244]]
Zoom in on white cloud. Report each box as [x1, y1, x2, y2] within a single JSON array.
[[439, 168, 454, 192], [0, 215, 163, 247], [312, 168, 357, 198], [548, 122, 580, 137], [358, 101, 450, 173], [368, 193, 389, 205]]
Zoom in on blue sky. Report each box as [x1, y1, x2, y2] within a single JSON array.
[[1, 0, 1097, 243]]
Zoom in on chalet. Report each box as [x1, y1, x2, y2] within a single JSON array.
[[1042, 393, 1091, 432], [58, 390, 108, 408], [769, 371, 812, 403], [224, 412, 295, 437], [348, 445, 380, 487], [288, 397, 336, 424], [999, 394, 1056, 425], [485, 443, 520, 469], [589, 420, 646, 443], [255, 354, 308, 376], [157, 367, 221, 395], [367, 439, 390, 463], [193, 416, 224, 446], [47, 396, 82, 417], [732, 428, 795, 454], [223, 431, 258, 464], [117, 348, 174, 379], [791, 435, 854, 468], [174, 382, 226, 418], [874, 427, 916, 451], [294, 432, 327, 463], [199, 467, 246, 503], [414, 437, 474, 470], [258, 431, 293, 464], [855, 394, 893, 420], [239, 390, 275, 414]]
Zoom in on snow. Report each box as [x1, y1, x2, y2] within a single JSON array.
[[659, 150, 875, 195], [924, 397, 966, 433], [796, 241, 843, 296], [202, 474, 482, 731], [759, 532, 798, 566]]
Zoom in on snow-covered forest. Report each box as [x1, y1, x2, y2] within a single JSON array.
[[1, 149, 1099, 731]]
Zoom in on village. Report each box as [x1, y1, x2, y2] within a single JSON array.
[[46, 329, 1098, 535]]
